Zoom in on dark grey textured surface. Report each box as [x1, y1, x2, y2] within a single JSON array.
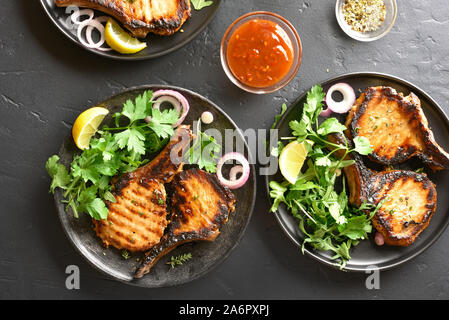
[[1, 0, 449, 299]]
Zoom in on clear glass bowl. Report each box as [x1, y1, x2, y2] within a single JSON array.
[[336, 0, 397, 42], [220, 11, 302, 94]]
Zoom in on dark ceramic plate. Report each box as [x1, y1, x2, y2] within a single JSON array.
[[265, 72, 449, 271], [55, 85, 256, 287], [40, 0, 220, 60]]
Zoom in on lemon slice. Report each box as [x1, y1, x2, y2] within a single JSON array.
[[72, 107, 109, 150], [105, 18, 147, 54], [279, 140, 309, 184]]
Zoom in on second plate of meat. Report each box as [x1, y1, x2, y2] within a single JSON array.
[[40, 0, 221, 60], [266, 72, 449, 271], [54, 85, 256, 287]]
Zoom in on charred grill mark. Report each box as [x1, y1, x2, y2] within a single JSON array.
[[134, 169, 236, 278], [113, 172, 134, 196], [55, 0, 191, 37], [331, 126, 438, 246], [349, 86, 449, 169]]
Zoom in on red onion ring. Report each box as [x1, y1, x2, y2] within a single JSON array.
[[77, 18, 105, 49], [320, 105, 333, 117], [151, 90, 190, 127], [152, 96, 182, 114], [71, 8, 94, 25], [324, 83, 356, 114], [86, 16, 112, 51], [217, 153, 250, 189]]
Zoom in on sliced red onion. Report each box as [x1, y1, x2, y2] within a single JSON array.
[[152, 96, 182, 114], [217, 153, 250, 189], [325, 83, 356, 114], [374, 232, 384, 246], [151, 90, 190, 127], [77, 18, 105, 49], [87, 16, 112, 51], [320, 105, 333, 117], [71, 8, 94, 25]]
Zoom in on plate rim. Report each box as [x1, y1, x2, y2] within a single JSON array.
[[264, 71, 449, 272], [39, 0, 222, 60], [54, 84, 257, 287]]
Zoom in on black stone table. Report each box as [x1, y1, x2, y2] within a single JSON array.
[[1, 0, 449, 299]]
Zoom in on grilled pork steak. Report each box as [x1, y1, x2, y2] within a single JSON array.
[[134, 168, 236, 278], [93, 125, 193, 252], [54, 0, 192, 38], [329, 133, 437, 246], [346, 86, 449, 171]]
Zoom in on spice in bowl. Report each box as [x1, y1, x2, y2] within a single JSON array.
[[343, 0, 386, 33]]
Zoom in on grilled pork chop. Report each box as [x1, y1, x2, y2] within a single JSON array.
[[346, 86, 449, 171], [93, 125, 193, 252], [134, 168, 236, 278], [54, 0, 192, 38], [329, 133, 437, 246]]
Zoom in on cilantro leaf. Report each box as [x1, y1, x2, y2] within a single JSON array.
[[317, 118, 347, 136], [269, 181, 288, 212], [272, 103, 287, 129], [290, 120, 307, 141], [147, 108, 178, 139], [46, 155, 71, 193], [185, 120, 221, 173], [114, 127, 146, 155], [191, 0, 213, 10], [121, 91, 152, 123], [86, 198, 109, 220], [353, 136, 373, 155]]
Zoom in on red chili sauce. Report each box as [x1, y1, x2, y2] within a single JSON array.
[[226, 19, 294, 88]]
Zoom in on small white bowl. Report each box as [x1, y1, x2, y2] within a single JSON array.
[[336, 0, 397, 42]]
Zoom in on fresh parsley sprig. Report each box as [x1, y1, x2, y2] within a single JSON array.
[[185, 119, 221, 173], [191, 0, 213, 10], [46, 90, 179, 220], [269, 84, 376, 268]]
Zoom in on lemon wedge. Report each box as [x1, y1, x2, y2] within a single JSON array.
[[279, 140, 309, 184], [72, 107, 109, 150], [105, 18, 147, 54]]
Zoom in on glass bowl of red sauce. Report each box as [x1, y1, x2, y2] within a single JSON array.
[[221, 11, 302, 94]]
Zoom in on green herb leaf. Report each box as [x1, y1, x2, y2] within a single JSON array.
[[269, 181, 288, 212], [185, 120, 221, 173], [114, 127, 146, 155], [46, 155, 71, 193], [191, 0, 213, 10], [147, 108, 179, 139], [121, 91, 152, 124], [167, 253, 192, 269], [272, 103, 287, 129], [290, 120, 308, 141], [353, 136, 373, 155], [317, 118, 347, 136]]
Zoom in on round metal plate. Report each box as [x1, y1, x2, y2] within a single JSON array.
[[55, 85, 256, 287], [265, 72, 449, 272], [40, 0, 221, 60]]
